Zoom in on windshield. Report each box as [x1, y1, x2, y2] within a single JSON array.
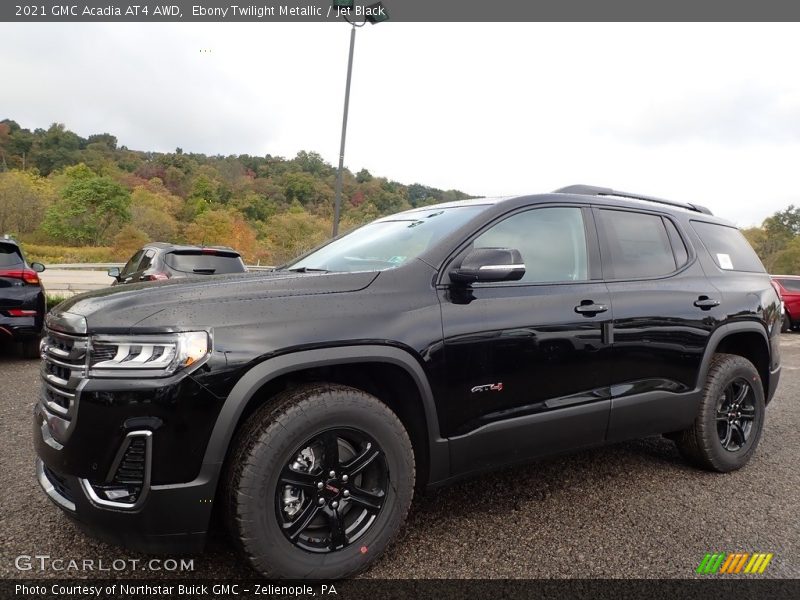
[[287, 206, 487, 273]]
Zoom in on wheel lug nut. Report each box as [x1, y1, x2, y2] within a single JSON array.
[[329, 470, 336, 478], [331, 501, 339, 508], [317, 481, 324, 489], [318, 497, 325, 505], [343, 490, 350, 497], [342, 475, 348, 482]]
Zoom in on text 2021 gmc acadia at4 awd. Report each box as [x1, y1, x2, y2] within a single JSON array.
[[34, 185, 781, 579]]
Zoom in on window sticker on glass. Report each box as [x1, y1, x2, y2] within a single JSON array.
[[717, 253, 734, 270]]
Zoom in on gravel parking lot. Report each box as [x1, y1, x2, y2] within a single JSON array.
[[2, 338, 798, 580]]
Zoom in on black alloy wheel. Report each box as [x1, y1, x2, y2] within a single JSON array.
[[276, 428, 388, 553], [715, 378, 757, 452]]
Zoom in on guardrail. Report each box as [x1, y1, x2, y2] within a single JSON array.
[[41, 263, 277, 297], [45, 263, 276, 271]]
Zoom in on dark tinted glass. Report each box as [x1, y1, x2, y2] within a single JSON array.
[[121, 250, 144, 277], [138, 250, 155, 272], [0, 243, 23, 267], [474, 207, 588, 283], [664, 219, 689, 267], [165, 252, 245, 274], [599, 210, 676, 278], [778, 279, 800, 292], [691, 221, 765, 273]]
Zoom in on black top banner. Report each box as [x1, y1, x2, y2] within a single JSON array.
[[3, 0, 800, 22]]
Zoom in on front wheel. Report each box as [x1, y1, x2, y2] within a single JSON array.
[[675, 353, 765, 472], [225, 383, 415, 579]]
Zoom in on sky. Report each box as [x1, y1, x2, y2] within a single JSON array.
[[2, 22, 800, 227]]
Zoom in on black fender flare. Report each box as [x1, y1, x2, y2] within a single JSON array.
[[695, 321, 771, 391], [198, 345, 450, 486]]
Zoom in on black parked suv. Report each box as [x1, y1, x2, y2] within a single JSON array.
[[34, 186, 781, 579], [0, 235, 46, 358], [109, 243, 246, 284]]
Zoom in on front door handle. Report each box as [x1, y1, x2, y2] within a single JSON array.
[[575, 300, 608, 315], [694, 296, 720, 309]]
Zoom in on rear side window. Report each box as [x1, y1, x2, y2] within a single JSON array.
[[0, 243, 24, 267], [691, 221, 765, 273], [164, 252, 245, 274], [597, 210, 677, 279]]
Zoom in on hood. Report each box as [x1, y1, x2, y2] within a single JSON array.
[[49, 270, 379, 333]]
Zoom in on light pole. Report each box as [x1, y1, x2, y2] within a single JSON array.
[[331, 1, 389, 237]]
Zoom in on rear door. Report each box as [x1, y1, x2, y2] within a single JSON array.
[[595, 208, 722, 441]]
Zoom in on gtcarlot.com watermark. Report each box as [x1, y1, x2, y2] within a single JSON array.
[[14, 554, 194, 572]]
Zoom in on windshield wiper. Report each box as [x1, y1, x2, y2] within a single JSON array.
[[286, 267, 330, 273]]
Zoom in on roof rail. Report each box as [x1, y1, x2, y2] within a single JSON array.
[[553, 184, 713, 216]]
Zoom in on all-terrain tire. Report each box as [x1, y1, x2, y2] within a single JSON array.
[[224, 383, 415, 579], [675, 353, 765, 472]]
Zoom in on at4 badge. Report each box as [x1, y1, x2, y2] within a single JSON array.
[[471, 382, 504, 393]]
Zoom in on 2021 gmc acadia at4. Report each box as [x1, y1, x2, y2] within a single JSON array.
[[34, 185, 781, 579]]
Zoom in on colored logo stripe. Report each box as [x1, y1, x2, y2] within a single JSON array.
[[697, 552, 773, 574]]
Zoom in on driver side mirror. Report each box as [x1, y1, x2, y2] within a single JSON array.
[[107, 267, 120, 279], [30, 262, 45, 273], [449, 247, 526, 284]]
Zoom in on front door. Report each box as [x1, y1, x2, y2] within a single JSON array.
[[438, 205, 614, 474]]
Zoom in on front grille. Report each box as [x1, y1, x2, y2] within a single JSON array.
[[113, 437, 147, 484], [40, 328, 88, 419]]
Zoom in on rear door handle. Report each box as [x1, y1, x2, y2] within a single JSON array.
[[575, 301, 608, 315], [694, 296, 720, 309]]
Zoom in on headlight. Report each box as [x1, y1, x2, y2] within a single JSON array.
[[88, 331, 210, 378]]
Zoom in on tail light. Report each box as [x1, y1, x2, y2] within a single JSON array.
[[0, 269, 40, 285], [142, 272, 169, 281], [7, 309, 38, 317]]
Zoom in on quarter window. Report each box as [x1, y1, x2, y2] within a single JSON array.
[[598, 210, 677, 279], [691, 221, 765, 273], [473, 207, 588, 283]]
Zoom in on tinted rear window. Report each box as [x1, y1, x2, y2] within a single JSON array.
[[0, 243, 23, 267], [164, 252, 245, 274], [691, 221, 765, 273], [778, 279, 800, 292]]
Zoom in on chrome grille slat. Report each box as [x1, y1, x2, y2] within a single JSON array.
[[40, 327, 89, 421]]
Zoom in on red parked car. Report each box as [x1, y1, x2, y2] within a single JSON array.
[[771, 275, 800, 331]]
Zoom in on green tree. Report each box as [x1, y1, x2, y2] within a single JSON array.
[[43, 174, 131, 245], [0, 170, 56, 234]]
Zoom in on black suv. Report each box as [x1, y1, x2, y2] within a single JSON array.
[[0, 236, 46, 358], [109, 243, 246, 284], [34, 186, 781, 579]]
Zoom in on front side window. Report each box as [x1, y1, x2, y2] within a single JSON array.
[[120, 250, 144, 277], [598, 210, 677, 279], [287, 206, 487, 273], [778, 278, 800, 292], [473, 207, 588, 283]]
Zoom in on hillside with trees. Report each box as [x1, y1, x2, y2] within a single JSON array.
[[0, 119, 472, 265]]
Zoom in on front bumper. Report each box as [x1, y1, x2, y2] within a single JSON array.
[[33, 323, 228, 553]]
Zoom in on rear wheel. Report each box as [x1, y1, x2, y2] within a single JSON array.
[[225, 383, 415, 579], [675, 353, 765, 472]]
